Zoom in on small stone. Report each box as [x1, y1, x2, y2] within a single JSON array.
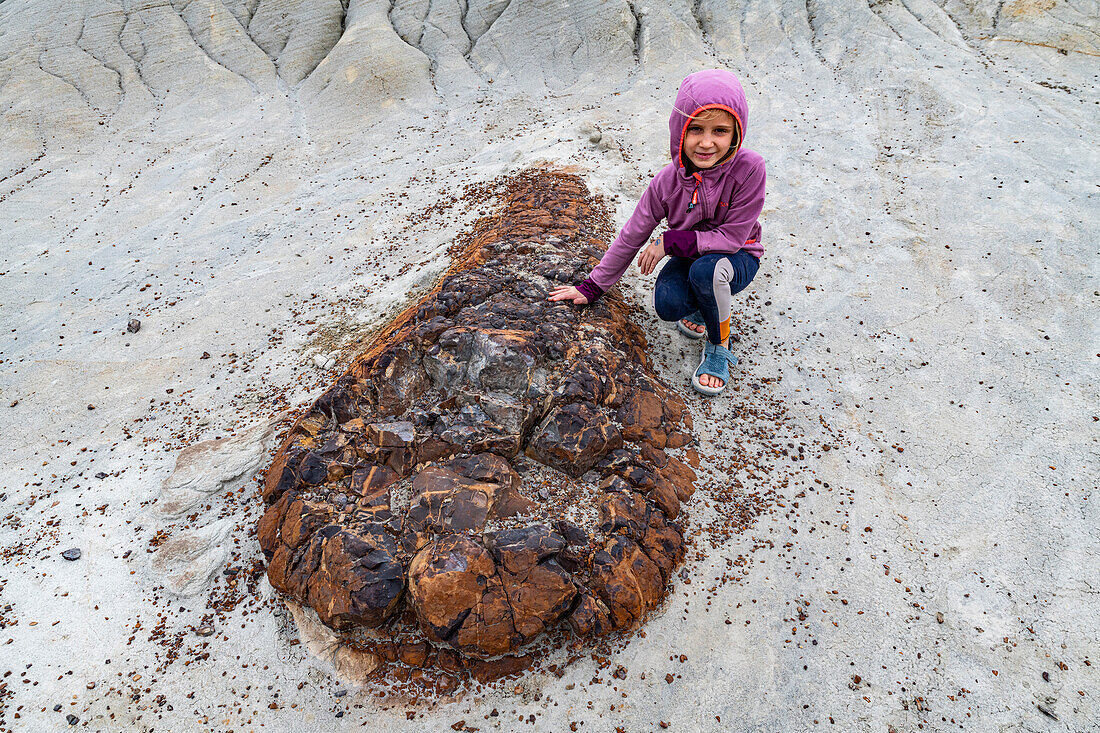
[[8, 400, 16, 407], [335, 710, 344, 718], [334, 689, 347, 698], [67, 714, 79, 725], [53, 704, 62, 712], [61, 548, 81, 561], [936, 611, 944, 624], [1037, 702, 1058, 720], [200, 352, 211, 359], [195, 624, 214, 637], [127, 318, 140, 333], [86, 681, 95, 689], [436, 674, 460, 695], [95, 472, 107, 479]]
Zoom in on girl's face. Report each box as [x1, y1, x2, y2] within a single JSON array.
[[683, 110, 736, 170]]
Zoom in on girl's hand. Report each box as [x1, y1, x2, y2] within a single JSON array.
[[638, 234, 666, 276], [547, 285, 589, 305]]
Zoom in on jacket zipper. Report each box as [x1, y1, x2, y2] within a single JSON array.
[[687, 172, 703, 213]]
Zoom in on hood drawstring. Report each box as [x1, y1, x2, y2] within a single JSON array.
[[687, 172, 702, 212]]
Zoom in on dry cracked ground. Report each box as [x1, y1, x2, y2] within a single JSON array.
[[0, 0, 1097, 731]]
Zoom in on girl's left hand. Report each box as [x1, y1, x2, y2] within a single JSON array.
[[638, 234, 666, 276]]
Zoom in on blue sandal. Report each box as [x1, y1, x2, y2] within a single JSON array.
[[692, 342, 738, 396], [677, 311, 706, 339]]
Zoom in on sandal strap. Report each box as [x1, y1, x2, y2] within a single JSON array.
[[696, 343, 736, 380], [706, 343, 737, 364]]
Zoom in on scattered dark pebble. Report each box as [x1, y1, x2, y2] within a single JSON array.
[[95, 472, 108, 479], [8, 400, 16, 407], [1043, 671, 1050, 682], [62, 548, 81, 561], [66, 714, 79, 725], [195, 624, 214, 637], [53, 704, 62, 712], [334, 689, 347, 698], [200, 352, 211, 359], [127, 318, 140, 333], [87, 404, 95, 410]]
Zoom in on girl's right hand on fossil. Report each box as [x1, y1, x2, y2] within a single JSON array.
[[547, 285, 589, 305]]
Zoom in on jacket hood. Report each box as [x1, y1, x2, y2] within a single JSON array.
[[669, 69, 748, 171]]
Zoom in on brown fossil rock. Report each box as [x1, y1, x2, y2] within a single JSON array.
[[257, 168, 697, 674]]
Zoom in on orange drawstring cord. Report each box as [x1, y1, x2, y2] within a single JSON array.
[[687, 173, 702, 212]]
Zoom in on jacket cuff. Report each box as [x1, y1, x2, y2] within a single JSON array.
[[576, 279, 604, 304], [663, 229, 699, 258]]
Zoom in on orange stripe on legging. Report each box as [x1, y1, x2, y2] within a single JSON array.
[[719, 318, 730, 343]]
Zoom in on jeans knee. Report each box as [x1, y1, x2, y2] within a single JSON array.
[[688, 258, 717, 291]]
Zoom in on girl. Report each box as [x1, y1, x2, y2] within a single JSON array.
[[548, 69, 765, 397]]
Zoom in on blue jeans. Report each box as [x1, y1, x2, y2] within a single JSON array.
[[653, 251, 760, 345]]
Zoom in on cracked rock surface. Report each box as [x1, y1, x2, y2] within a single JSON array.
[[258, 169, 698, 665]]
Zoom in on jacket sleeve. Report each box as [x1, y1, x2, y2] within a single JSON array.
[[662, 229, 699, 258], [695, 159, 766, 255], [579, 176, 668, 302]]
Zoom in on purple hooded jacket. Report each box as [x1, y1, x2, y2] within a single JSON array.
[[577, 70, 766, 303]]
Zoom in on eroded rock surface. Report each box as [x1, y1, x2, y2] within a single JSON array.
[[258, 169, 697, 683]]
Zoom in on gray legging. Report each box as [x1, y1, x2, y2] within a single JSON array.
[[652, 251, 760, 345]]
